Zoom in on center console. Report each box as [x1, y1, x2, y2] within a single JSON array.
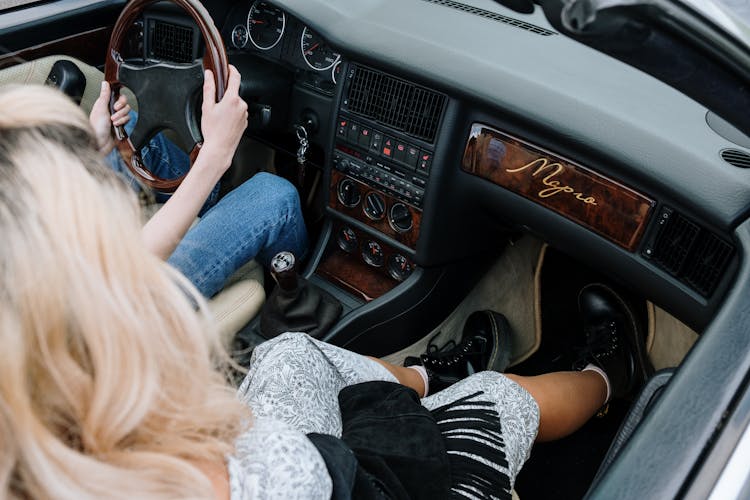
[[317, 64, 447, 301]]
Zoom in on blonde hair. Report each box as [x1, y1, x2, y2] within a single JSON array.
[[0, 85, 249, 499]]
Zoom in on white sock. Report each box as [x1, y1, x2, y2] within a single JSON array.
[[582, 363, 611, 403], [407, 365, 430, 397]]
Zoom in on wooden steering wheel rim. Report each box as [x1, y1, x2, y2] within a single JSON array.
[[104, 0, 229, 192]]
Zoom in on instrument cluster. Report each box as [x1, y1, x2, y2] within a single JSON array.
[[224, 1, 343, 93]]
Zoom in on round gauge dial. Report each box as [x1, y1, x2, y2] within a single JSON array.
[[362, 240, 384, 268], [231, 24, 249, 48], [337, 227, 358, 254], [247, 1, 286, 50], [301, 26, 340, 71], [387, 254, 413, 282]]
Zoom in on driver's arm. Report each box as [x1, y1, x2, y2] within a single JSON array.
[[90, 66, 248, 261], [141, 66, 248, 260]]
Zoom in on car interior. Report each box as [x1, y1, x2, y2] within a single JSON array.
[[2, 0, 750, 498]]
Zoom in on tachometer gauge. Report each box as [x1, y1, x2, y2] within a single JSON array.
[[301, 26, 340, 71], [231, 24, 248, 49], [247, 1, 285, 51]]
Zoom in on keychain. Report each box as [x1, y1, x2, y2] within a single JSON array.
[[294, 124, 309, 188]]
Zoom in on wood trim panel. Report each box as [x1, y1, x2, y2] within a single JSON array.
[[462, 124, 655, 251], [0, 27, 113, 70], [318, 251, 398, 302], [329, 169, 422, 249], [317, 224, 414, 302]]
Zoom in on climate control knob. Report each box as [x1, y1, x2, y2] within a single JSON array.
[[363, 192, 386, 220], [337, 178, 361, 207], [389, 202, 413, 232]]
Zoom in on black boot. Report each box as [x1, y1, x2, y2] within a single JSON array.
[[575, 283, 653, 400], [405, 310, 512, 394]]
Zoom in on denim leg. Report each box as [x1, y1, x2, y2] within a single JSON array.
[[104, 111, 220, 211], [167, 172, 309, 297]]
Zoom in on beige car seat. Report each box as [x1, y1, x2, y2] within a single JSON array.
[[0, 55, 265, 349]]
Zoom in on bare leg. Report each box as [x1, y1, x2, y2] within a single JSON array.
[[368, 356, 426, 396], [506, 371, 607, 442]]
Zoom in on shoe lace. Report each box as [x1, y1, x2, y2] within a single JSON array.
[[575, 321, 619, 368], [421, 331, 485, 369], [426, 331, 456, 354]]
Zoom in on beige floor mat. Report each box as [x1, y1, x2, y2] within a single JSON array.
[[648, 304, 698, 370], [383, 236, 698, 373], [382, 235, 544, 366]]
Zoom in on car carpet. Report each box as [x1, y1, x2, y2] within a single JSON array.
[[381, 234, 545, 367], [512, 247, 647, 500]]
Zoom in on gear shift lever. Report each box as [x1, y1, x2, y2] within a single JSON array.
[[270, 251, 298, 291], [260, 251, 343, 339]]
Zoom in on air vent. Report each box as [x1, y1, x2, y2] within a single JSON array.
[[683, 233, 734, 296], [346, 66, 446, 142], [651, 212, 700, 274], [721, 149, 750, 168], [420, 0, 556, 36], [647, 207, 735, 297], [150, 20, 194, 63]]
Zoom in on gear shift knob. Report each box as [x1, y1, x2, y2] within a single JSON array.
[[270, 251, 298, 291]]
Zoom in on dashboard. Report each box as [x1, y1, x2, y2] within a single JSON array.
[[131, 0, 750, 340], [221, 1, 342, 96]]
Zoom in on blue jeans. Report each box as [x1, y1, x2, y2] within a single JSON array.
[[106, 116, 308, 297]]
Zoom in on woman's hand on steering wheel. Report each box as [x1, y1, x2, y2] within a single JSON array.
[[197, 65, 248, 177], [89, 82, 131, 154]]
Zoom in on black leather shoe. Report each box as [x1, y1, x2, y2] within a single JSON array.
[[575, 283, 653, 400], [405, 310, 512, 394]]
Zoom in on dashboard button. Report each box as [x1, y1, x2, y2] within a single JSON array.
[[382, 137, 395, 158], [406, 146, 419, 168], [348, 122, 360, 143], [417, 151, 432, 175], [394, 142, 407, 164], [337, 117, 348, 137], [370, 131, 383, 153], [359, 127, 372, 148]]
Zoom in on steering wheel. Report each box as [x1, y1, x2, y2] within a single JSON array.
[[104, 0, 229, 192]]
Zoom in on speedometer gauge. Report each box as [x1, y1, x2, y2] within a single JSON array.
[[301, 27, 340, 71], [247, 1, 285, 51]]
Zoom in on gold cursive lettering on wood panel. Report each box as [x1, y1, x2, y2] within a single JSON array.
[[506, 158, 597, 205]]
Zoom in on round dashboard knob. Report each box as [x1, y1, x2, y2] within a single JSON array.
[[364, 192, 386, 220], [389, 202, 413, 232], [337, 178, 361, 207]]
